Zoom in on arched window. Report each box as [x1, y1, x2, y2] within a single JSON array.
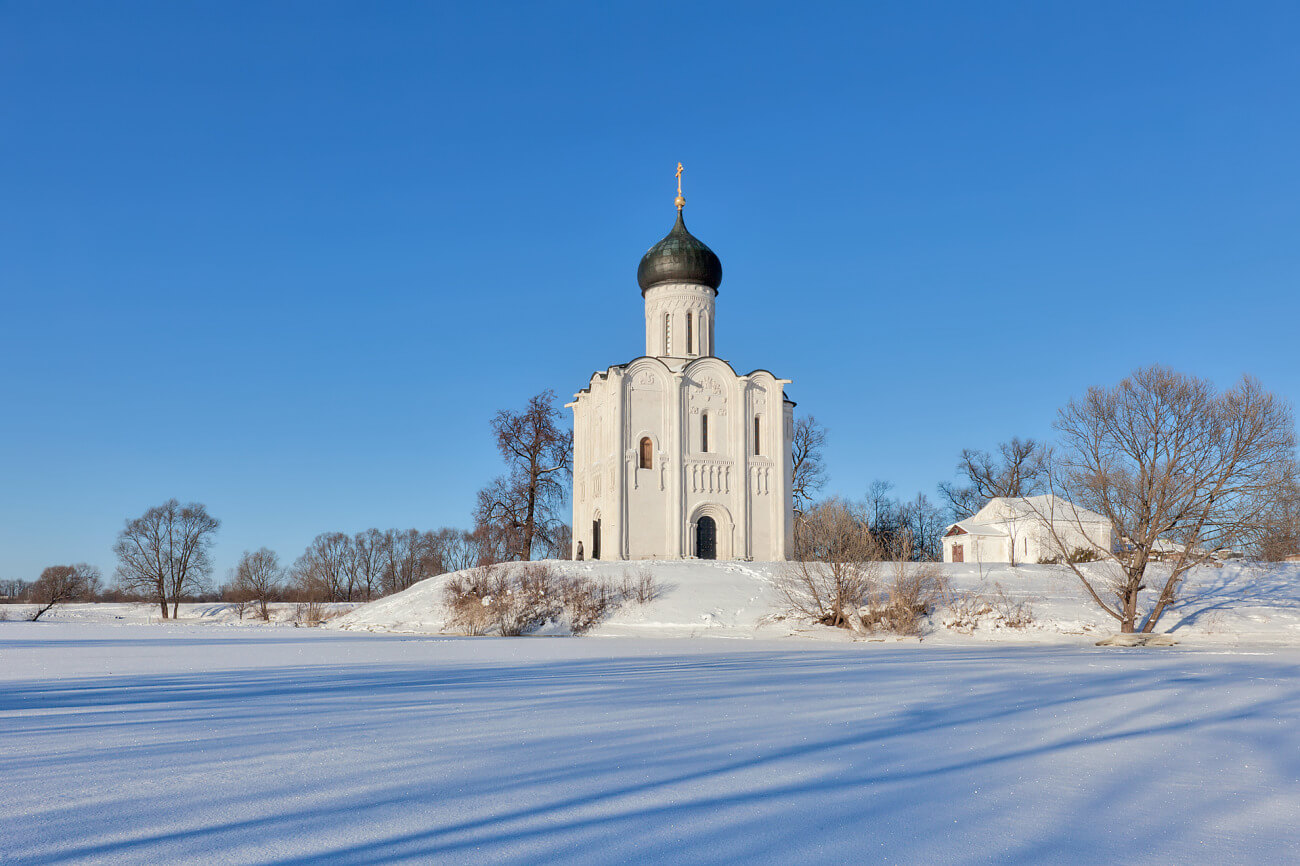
[[686, 311, 693, 355], [754, 415, 761, 456], [639, 437, 653, 469], [700, 312, 708, 355], [663, 313, 671, 355], [701, 413, 709, 452]]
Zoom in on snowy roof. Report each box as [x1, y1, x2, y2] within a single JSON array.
[[971, 494, 1110, 527], [947, 519, 1010, 537]]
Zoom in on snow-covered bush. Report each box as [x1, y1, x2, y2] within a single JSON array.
[[1066, 547, 1099, 564], [622, 569, 661, 605], [779, 499, 881, 628], [442, 567, 498, 636], [942, 583, 1035, 634], [293, 601, 338, 627], [442, 564, 622, 636], [859, 559, 947, 636]]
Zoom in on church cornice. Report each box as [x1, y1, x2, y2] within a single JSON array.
[[569, 355, 793, 406]]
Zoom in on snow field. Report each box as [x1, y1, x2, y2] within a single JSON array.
[[335, 560, 1300, 646], [2, 624, 1298, 863]]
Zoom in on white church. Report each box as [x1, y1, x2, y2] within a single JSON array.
[[568, 169, 795, 561]]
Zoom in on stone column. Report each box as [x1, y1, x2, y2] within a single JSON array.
[[736, 375, 750, 561], [670, 370, 685, 557]]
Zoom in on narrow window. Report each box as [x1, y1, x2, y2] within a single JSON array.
[[686, 312, 693, 355], [700, 313, 708, 355], [754, 416, 761, 456], [701, 413, 709, 452], [639, 437, 653, 469], [663, 313, 671, 355]]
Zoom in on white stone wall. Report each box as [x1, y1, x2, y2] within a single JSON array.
[[569, 356, 792, 562], [643, 283, 716, 358], [943, 518, 1114, 564]]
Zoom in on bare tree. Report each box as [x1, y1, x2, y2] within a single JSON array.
[[439, 527, 490, 572], [791, 415, 828, 518], [29, 564, 101, 621], [351, 529, 387, 601], [1045, 366, 1297, 633], [113, 500, 220, 618], [0, 578, 32, 600], [233, 548, 283, 620], [1254, 467, 1300, 561], [292, 532, 353, 602], [474, 390, 573, 561], [939, 437, 1049, 520], [781, 498, 881, 629], [898, 493, 947, 562], [865, 480, 901, 536], [382, 528, 438, 594]]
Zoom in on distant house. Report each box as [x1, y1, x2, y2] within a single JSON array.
[[942, 494, 1113, 564]]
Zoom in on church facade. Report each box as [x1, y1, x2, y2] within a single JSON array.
[[568, 173, 795, 561]]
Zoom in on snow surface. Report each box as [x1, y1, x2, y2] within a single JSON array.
[[4, 563, 1299, 862], [2, 622, 1298, 863], [334, 560, 1300, 647]]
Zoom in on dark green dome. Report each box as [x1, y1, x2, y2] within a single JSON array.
[[637, 211, 722, 294]]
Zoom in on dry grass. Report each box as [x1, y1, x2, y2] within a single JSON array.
[[622, 569, 661, 605], [857, 559, 948, 636], [291, 601, 344, 627], [442, 564, 623, 636], [942, 582, 1035, 634]]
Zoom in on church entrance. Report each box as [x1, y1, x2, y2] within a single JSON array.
[[591, 519, 601, 561], [695, 516, 717, 560]]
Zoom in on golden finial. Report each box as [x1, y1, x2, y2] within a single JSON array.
[[674, 162, 685, 210]]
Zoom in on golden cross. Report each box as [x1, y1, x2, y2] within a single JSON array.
[[675, 162, 683, 195]]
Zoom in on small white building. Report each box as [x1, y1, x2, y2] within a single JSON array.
[[567, 179, 795, 561], [942, 495, 1113, 564]]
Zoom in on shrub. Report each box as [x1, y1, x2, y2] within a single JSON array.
[[622, 569, 660, 605], [859, 558, 947, 636], [942, 582, 1035, 633], [1067, 547, 1099, 564], [494, 563, 560, 636], [563, 575, 620, 634], [1037, 553, 1062, 565], [778, 498, 881, 628], [293, 601, 328, 626], [442, 566, 498, 636], [442, 564, 622, 636]]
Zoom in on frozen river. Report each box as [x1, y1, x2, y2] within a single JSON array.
[[2, 622, 1298, 863]]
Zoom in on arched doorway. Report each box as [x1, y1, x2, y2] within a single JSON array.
[[592, 519, 601, 561], [695, 516, 717, 560]]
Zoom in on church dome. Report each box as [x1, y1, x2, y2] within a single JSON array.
[[637, 211, 723, 294]]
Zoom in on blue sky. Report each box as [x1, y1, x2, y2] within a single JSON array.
[[3, 2, 1298, 580]]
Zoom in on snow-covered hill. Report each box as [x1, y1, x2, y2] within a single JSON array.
[[332, 559, 1300, 646]]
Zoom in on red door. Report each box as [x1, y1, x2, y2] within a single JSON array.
[[952, 544, 964, 563]]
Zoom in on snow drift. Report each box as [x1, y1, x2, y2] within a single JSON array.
[[332, 559, 1300, 645]]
